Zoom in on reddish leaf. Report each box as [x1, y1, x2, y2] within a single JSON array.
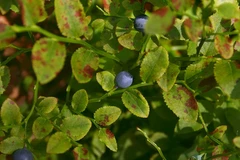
[[214, 35, 234, 59], [183, 18, 203, 42]]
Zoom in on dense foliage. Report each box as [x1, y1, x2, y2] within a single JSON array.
[[1, 0, 240, 159]]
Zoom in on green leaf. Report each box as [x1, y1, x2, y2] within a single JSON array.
[[0, 24, 16, 49], [71, 89, 88, 113], [157, 63, 180, 92], [20, 0, 47, 26], [91, 19, 105, 34], [115, 18, 132, 37], [73, 146, 89, 160], [163, 84, 198, 121], [47, 132, 72, 154], [98, 128, 117, 152], [94, 106, 121, 126], [214, 35, 234, 59], [96, 71, 115, 91], [201, 13, 222, 56], [225, 107, 240, 134], [187, 41, 197, 56], [122, 89, 150, 118], [0, 136, 24, 154], [145, 7, 175, 35], [122, 0, 141, 10], [183, 18, 203, 42], [118, 31, 144, 51], [233, 136, 240, 148], [55, 0, 89, 38], [0, 0, 12, 14], [61, 104, 73, 118], [60, 115, 92, 141], [214, 60, 240, 96], [185, 58, 215, 90], [38, 97, 58, 114], [175, 119, 203, 134], [1, 98, 23, 126], [215, 0, 239, 19], [32, 38, 66, 84], [210, 125, 227, 139], [10, 125, 25, 138], [140, 46, 169, 83], [71, 48, 99, 83], [0, 66, 10, 95], [32, 117, 53, 139]]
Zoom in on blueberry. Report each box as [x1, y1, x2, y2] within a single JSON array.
[[115, 71, 133, 88], [134, 14, 148, 32], [13, 148, 33, 160]]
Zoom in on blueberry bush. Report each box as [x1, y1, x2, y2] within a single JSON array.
[[1, 0, 240, 160]]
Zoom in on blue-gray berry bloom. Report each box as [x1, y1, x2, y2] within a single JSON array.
[[115, 71, 133, 88], [13, 148, 33, 160], [134, 14, 148, 32]]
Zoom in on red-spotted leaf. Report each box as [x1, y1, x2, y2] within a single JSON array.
[[212, 145, 229, 159], [210, 125, 227, 139], [96, 71, 115, 91], [0, 136, 24, 154], [233, 136, 240, 148], [55, 0, 89, 38], [0, 66, 10, 95], [71, 89, 88, 113], [214, 60, 240, 96], [73, 146, 89, 160], [183, 18, 203, 42], [98, 128, 117, 152], [32, 117, 53, 139], [214, 35, 234, 59], [38, 97, 58, 114], [118, 31, 144, 50], [145, 6, 175, 35], [32, 38, 66, 84], [0, 23, 16, 49], [157, 63, 180, 92], [47, 132, 72, 154], [71, 48, 99, 83], [1, 98, 23, 126], [140, 46, 169, 83], [102, 0, 111, 13], [94, 106, 121, 126], [163, 84, 198, 121], [20, 0, 47, 26], [122, 89, 150, 118], [60, 115, 92, 141]]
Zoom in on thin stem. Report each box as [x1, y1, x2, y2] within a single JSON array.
[[130, 35, 150, 70], [89, 82, 153, 103], [199, 110, 234, 151], [206, 150, 240, 160], [137, 127, 167, 160], [1, 48, 31, 66], [176, 80, 195, 94], [10, 25, 121, 63], [66, 74, 74, 104], [24, 81, 39, 142]]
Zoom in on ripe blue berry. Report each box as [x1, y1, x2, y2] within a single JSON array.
[[134, 14, 148, 32], [115, 71, 133, 88], [13, 148, 33, 160]]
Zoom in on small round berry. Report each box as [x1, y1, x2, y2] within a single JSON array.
[[13, 148, 33, 160], [115, 71, 133, 88], [134, 14, 148, 32]]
